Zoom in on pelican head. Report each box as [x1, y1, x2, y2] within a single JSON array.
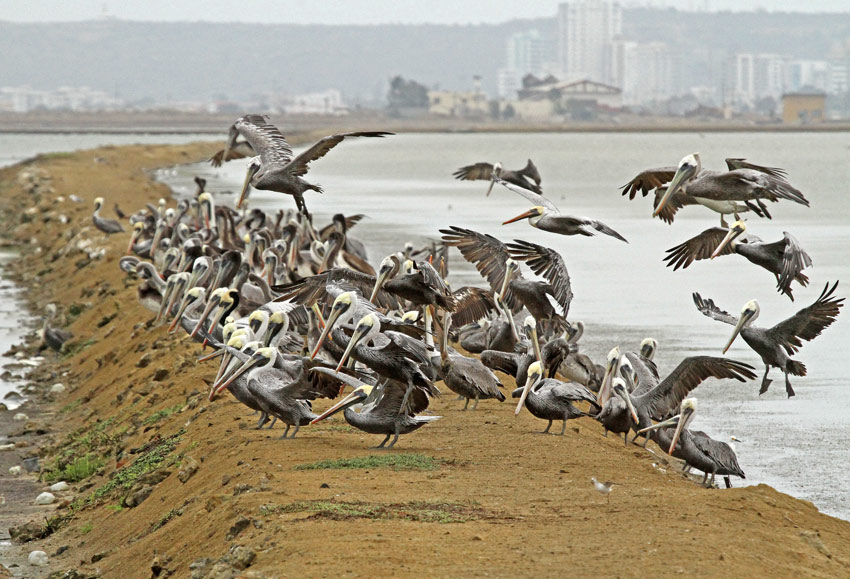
[[370, 255, 397, 302], [237, 156, 261, 209], [522, 315, 536, 336], [198, 192, 214, 229], [612, 377, 639, 424], [597, 345, 621, 405], [401, 310, 420, 324], [311, 293, 356, 359], [711, 220, 747, 259], [515, 360, 543, 415], [486, 162, 503, 196], [639, 338, 657, 360], [722, 299, 759, 354], [335, 313, 379, 372], [403, 242, 414, 259], [654, 152, 701, 217], [213, 345, 275, 399], [248, 309, 268, 336], [668, 398, 698, 455], [127, 221, 145, 254], [167, 286, 205, 333], [618, 355, 636, 391], [310, 382, 374, 424], [503, 205, 545, 225], [93, 197, 104, 211], [566, 320, 585, 344]]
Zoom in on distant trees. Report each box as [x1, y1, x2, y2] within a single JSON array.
[[387, 76, 429, 109]]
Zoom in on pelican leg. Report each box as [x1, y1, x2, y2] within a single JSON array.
[[471, 396, 480, 411], [288, 425, 300, 439], [386, 432, 400, 448], [701, 472, 709, 486], [783, 370, 795, 398], [724, 476, 732, 489], [267, 417, 277, 429], [559, 419, 567, 436], [720, 214, 728, 228], [279, 424, 291, 439], [256, 412, 269, 429], [397, 381, 414, 417], [373, 434, 392, 449], [758, 365, 773, 395], [462, 398, 470, 411], [542, 420, 552, 434], [623, 433, 629, 447]]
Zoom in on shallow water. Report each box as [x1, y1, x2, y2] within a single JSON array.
[[0, 250, 30, 410], [160, 131, 850, 521]]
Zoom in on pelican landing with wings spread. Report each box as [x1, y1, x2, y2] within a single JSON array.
[[453, 159, 542, 196], [221, 114, 393, 214]]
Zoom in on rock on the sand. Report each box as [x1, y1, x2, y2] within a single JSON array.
[[49, 481, 70, 492], [50, 383, 66, 394], [13, 412, 29, 421], [34, 492, 55, 505], [9, 465, 22, 476], [28, 550, 49, 566]]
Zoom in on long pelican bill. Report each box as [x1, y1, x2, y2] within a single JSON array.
[[237, 162, 259, 209], [485, 178, 496, 197], [596, 347, 620, 405], [722, 309, 754, 354], [710, 227, 743, 259], [515, 362, 542, 416], [636, 414, 679, 435], [335, 326, 366, 372], [310, 305, 345, 360], [126, 228, 140, 255], [310, 388, 367, 424], [653, 163, 693, 217], [502, 208, 537, 225], [668, 406, 694, 455], [212, 351, 262, 398], [369, 265, 392, 303], [167, 292, 196, 333], [189, 293, 222, 338], [612, 380, 639, 424]]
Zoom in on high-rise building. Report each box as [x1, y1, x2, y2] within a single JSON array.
[[612, 41, 675, 106], [557, 0, 622, 84], [498, 29, 552, 99]]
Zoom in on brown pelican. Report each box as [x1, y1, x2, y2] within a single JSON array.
[[496, 179, 627, 242], [693, 282, 843, 397], [40, 304, 73, 352], [209, 139, 255, 167], [453, 159, 542, 196], [623, 154, 809, 227], [310, 368, 441, 448], [664, 221, 812, 301], [224, 114, 393, 212], [513, 361, 598, 435], [440, 312, 504, 410], [92, 197, 124, 234], [639, 399, 746, 488]]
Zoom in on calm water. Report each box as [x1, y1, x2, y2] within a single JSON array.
[[162, 131, 850, 521]]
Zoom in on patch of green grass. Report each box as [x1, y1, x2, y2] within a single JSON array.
[[59, 399, 82, 413], [294, 454, 442, 471], [79, 523, 93, 534], [41, 151, 75, 160], [143, 404, 182, 426], [43, 453, 104, 483], [105, 504, 124, 512], [151, 508, 181, 532], [88, 430, 184, 504], [61, 338, 97, 359], [259, 500, 487, 524]]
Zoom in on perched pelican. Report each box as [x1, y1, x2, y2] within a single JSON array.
[[453, 159, 542, 196], [623, 154, 808, 226], [440, 312, 504, 410], [513, 361, 598, 435], [92, 197, 124, 234], [310, 368, 441, 448], [496, 180, 627, 242], [40, 304, 73, 352], [693, 282, 843, 397], [665, 221, 812, 301], [224, 114, 393, 212], [639, 399, 746, 488]]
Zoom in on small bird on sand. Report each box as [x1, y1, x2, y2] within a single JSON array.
[[591, 477, 616, 503]]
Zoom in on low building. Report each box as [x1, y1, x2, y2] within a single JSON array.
[[782, 88, 827, 124], [427, 90, 489, 117]]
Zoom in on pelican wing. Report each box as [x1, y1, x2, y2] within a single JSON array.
[[209, 141, 256, 167], [440, 226, 520, 311], [451, 286, 497, 328], [506, 239, 573, 317], [233, 114, 293, 168], [521, 159, 542, 187], [766, 281, 843, 356], [480, 350, 521, 377], [644, 357, 756, 419], [494, 178, 558, 212], [271, 268, 400, 310], [284, 131, 394, 177], [620, 167, 677, 199], [725, 158, 788, 179], [375, 380, 432, 416], [690, 432, 745, 477], [717, 170, 809, 207], [651, 188, 698, 224], [319, 214, 367, 240], [692, 292, 739, 326], [776, 232, 812, 296], [550, 380, 598, 405], [453, 162, 494, 181], [664, 227, 732, 270]]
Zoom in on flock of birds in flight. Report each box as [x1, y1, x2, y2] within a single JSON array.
[[69, 114, 844, 490]]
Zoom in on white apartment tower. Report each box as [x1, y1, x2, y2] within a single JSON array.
[[557, 0, 622, 85]]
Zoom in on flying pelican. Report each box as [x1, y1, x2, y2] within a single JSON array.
[[639, 399, 746, 488], [309, 368, 441, 448], [693, 282, 843, 397], [496, 179, 627, 242], [623, 154, 809, 227], [453, 159, 542, 196], [224, 114, 393, 213], [513, 361, 598, 435], [92, 197, 124, 234]]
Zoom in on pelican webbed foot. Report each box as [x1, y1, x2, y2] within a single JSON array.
[[784, 372, 795, 398], [758, 365, 772, 395], [542, 420, 553, 434]]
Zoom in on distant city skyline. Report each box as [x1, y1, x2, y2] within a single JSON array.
[[1, 0, 850, 24]]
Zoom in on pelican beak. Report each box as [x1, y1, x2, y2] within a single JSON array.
[[335, 327, 366, 372], [310, 387, 367, 424], [485, 178, 496, 197], [623, 389, 639, 425], [637, 414, 679, 435], [710, 226, 743, 259], [311, 303, 327, 330], [310, 305, 345, 360], [668, 406, 694, 455], [528, 324, 543, 370], [515, 371, 540, 416], [211, 352, 262, 399], [369, 266, 391, 303], [126, 229, 140, 255], [722, 309, 753, 354], [237, 162, 259, 209], [502, 208, 537, 225], [197, 348, 225, 363], [167, 293, 195, 333], [653, 164, 691, 216], [154, 281, 176, 325], [189, 294, 221, 339], [596, 352, 619, 405]]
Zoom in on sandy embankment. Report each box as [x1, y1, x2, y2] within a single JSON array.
[[0, 142, 849, 578]]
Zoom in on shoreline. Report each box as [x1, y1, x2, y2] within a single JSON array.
[[1, 142, 849, 577]]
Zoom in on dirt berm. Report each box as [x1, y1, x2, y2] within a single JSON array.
[[1, 142, 849, 578]]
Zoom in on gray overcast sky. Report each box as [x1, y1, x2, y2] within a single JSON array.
[[1, 0, 848, 24]]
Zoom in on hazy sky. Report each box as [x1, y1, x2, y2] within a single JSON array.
[[1, 0, 848, 24]]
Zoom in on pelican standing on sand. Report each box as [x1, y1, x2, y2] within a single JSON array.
[[693, 282, 844, 397], [222, 114, 393, 213], [92, 197, 124, 234], [513, 361, 598, 435]]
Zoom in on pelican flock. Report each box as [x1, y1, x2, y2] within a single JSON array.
[[100, 115, 844, 490]]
